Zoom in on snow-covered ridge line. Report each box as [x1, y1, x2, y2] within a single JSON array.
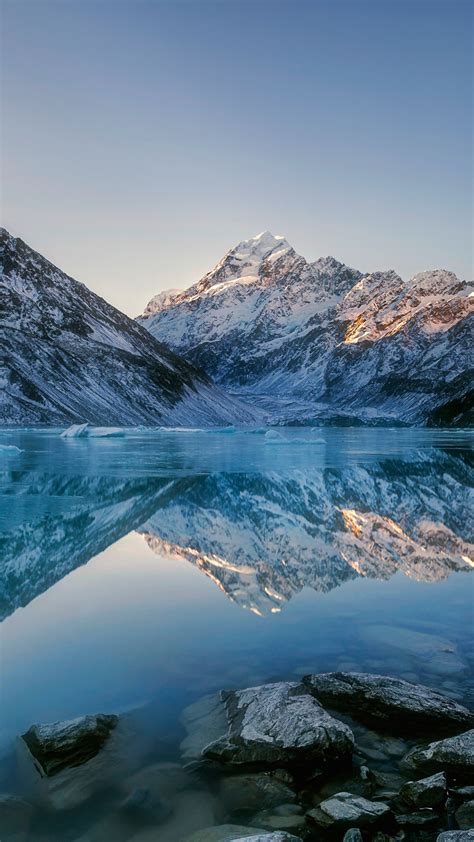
[[0, 228, 259, 426], [138, 231, 473, 426]]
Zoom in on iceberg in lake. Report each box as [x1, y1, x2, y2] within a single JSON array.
[[0, 444, 22, 454], [61, 423, 90, 438], [61, 424, 125, 439]]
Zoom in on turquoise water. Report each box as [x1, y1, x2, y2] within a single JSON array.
[[0, 427, 473, 840]]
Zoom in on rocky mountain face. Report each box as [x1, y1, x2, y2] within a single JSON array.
[[0, 229, 257, 426], [138, 232, 473, 425], [2, 448, 470, 620]]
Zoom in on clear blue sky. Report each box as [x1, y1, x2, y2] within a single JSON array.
[[2, 0, 472, 315]]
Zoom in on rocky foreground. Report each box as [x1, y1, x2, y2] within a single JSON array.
[[4, 672, 474, 841]]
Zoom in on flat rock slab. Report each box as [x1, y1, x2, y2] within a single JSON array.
[[303, 672, 473, 734], [184, 826, 301, 842], [399, 771, 446, 808], [401, 728, 474, 779], [307, 791, 391, 829], [191, 682, 354, 768], [21, 713, 118, 777], [437, 833, 474, 842]]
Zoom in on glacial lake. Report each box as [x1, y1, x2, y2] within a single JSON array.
[[0, 426, 473, 841]]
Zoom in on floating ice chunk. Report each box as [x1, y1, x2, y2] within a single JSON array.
[[264, 429, 287, 443], [0, 444, 22, 454], [158, 427, 206, 433], [60, 423, 90, 438], [87, 428, 126, 438]]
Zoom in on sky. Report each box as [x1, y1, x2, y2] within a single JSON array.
[[2, 0, 472, 316]]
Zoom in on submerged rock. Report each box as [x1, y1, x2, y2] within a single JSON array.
[[342, 830, 363, 842], [455, 799, 474, 829], [303, 672, 473, 733], [401, 729, 474, 779], [398, 771, 446, 808], [21, 713, 118, 776], [220, 773, 296, 813], [119, 786, 171, 823], [249, 809, 306, 833], [359, 626, 467, 676], [184, 682, 354, 769], [0, 794, 34, 839], [307, 791, 391, 829], [184, 826, 301, 842]]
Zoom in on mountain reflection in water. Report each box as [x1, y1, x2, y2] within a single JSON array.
[[1, 440, 472, 620]]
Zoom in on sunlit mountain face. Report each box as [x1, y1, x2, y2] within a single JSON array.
[[1, 439, 472, 620]]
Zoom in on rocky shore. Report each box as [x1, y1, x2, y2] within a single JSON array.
[[3, 672, 473, 841]]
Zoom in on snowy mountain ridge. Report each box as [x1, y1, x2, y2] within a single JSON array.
[[139, 232, 473, 426], [0, 229, 258, 426]]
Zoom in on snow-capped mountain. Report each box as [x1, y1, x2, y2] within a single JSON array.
[[0, 229, 257, 426], [138, 232, 473, 425], [3, 449, 470, 620]]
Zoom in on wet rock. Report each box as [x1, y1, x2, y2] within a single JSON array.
[[398, 771, 446, 808], [437, 833, 474, 842], [342, 830, 363, 842], [395, 809, 440, 828], [184, 682, 354, 769], [0, 794, 34, 841], [220, 773, 296, 813], [307, 791, 391, 829], [303, 673, 473, 734], [271, 805, 303, 816], [452, 785, 474, 801], [21, 713, 118, 776], [401, 729, 474, 779], [455, 799, 474, 829], [183, 827, 300, 842]]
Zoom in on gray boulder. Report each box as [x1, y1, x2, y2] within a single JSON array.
[[21, 713, 118, 776], [456, 800, 474, 829], [303, 672, 473, 734], [307, 791, 391, 829], [220, 773, 296, 813], [401, 729, 474, 779], [437, 833, 474, 842], [185, 682, 354, 768], [398, 771, 446, 808]]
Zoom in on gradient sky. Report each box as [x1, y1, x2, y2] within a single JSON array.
[[2, 0, 472, 316]]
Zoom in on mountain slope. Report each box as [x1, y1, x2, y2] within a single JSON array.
[[0, 229, 257, 425], [138, 232, 473, 425]]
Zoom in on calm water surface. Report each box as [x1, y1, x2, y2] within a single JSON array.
[[0, 427, 473, 841]]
